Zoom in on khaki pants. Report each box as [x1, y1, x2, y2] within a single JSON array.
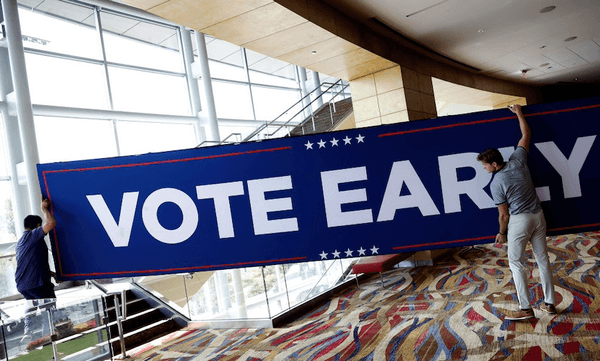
[[507, 210, 555, 309]]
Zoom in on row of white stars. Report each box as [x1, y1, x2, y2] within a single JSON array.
[[319, 245, 379, 260], [305, 134, 365, 150]]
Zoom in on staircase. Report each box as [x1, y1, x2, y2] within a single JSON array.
[[289, 98, 353, 136], [104, 289, 185, 356]]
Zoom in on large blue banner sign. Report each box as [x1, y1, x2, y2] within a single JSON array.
[[38, 97, 600, 280]]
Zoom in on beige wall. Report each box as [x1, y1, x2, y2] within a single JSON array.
[[351, 65, 437, 128]]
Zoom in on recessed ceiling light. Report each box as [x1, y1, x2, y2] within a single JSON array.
[[540, 6, 556, 13], [564, 36, 577, 42], [539, 63, 550, 67]]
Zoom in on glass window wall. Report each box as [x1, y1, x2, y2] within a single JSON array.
[[212, 81, 254, 120], [25, 53, 110, 109], [208, 59, 248, 83], [18, 0, 100, 60], [34, 116, 118, 163], [0, 114, 17, 250], [116, 121, 197, 155], [108, 66, 190, 116], [0, 181, 17, 246], [101, 11, 183, 73], [252, 86, 302, 122]]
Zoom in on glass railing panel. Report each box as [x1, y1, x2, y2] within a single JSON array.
[[135, 274, 192, 319], [283, 259, 347, 311], [0, 292, 110, 361], [53, 296, 111, 361], [261, 265, 290, 316], [187, 269, 270, 321], [160, 258, 360, 323]]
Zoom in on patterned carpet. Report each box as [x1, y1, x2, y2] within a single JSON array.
[[130, 231, 600, 360]]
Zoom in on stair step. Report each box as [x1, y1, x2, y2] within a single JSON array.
[[290, 98, 353, 136], [61, 345, 111, 361], [108, 308, 167, 335], [110, 318, 178, 354]]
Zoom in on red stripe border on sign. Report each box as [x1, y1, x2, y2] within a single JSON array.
[[378, 103, 600, 138], [42, 146, 292, 278]]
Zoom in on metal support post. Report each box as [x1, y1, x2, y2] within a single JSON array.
[[180, 28, 203, 144], [193, 31, 220, 143], [1, 0, 42, 214], [261, 267, 271, 319], [114, 294, 127, 359], [47, 310, 59, 361], [242, 49, 258, 125]]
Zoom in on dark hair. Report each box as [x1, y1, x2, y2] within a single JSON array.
[[24, 215, 43, 230], [477, 148, 504, 165]]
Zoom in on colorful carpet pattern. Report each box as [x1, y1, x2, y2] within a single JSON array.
[[132, 231, 600, 360]]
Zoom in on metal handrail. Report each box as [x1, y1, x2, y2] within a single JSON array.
[[197, 132, 242, 148], [265, 80, 348, 139], [242, 80, 347, 142], [296, 259, 342, 303], [195, 80, 350, 148], [293, 82, 350, 135]]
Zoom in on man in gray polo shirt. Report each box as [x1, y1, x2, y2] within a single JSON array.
[[477, 104, 556, 321]]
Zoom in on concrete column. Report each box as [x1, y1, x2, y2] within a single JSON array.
[[231, 269, 247, 318], [0, 47, 27, 236], [180, 28, 204, 144], [215, 271, 231, 312], [296, 66, 312, 119], [193, 31, 220, 142], [310, 71, 323, 110], [350, 65, 437, 128], [1, 0, 42, 214]]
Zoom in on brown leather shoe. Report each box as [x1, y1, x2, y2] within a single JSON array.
[[540, 303, 557, 314], [506, 308, 535, 321]]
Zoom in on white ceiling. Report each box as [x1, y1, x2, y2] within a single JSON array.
[[322, 0, 600, 85]]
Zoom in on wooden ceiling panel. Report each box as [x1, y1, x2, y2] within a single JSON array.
[[199, 2, 307, 45], [432, 78, 525, 107], [310, 48, 396, 80], [133, 0, 274, 32], [243, 22, 336, 58], [278, 37, 360, 69]]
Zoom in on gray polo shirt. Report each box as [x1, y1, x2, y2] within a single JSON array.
[[490, 146, 541, 215]]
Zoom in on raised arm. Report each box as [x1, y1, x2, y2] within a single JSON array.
[[508, 104, 531, 152], [41, 199, 57, 235]]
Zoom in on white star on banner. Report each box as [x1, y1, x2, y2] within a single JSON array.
[[318, 139, 327, 148], [319, 251, 328, 259], [330, 137, 339, 146], [358, 247, 366, 256], [345, 248, 353, 257], [370, 245, 379, 254], [343, 136, 352, 145], [305, 141, 313, 150], [356, 134, 365, 143], [332, 250, 341, 258]]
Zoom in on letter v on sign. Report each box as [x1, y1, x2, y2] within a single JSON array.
[[87, 192, 139, 247]]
